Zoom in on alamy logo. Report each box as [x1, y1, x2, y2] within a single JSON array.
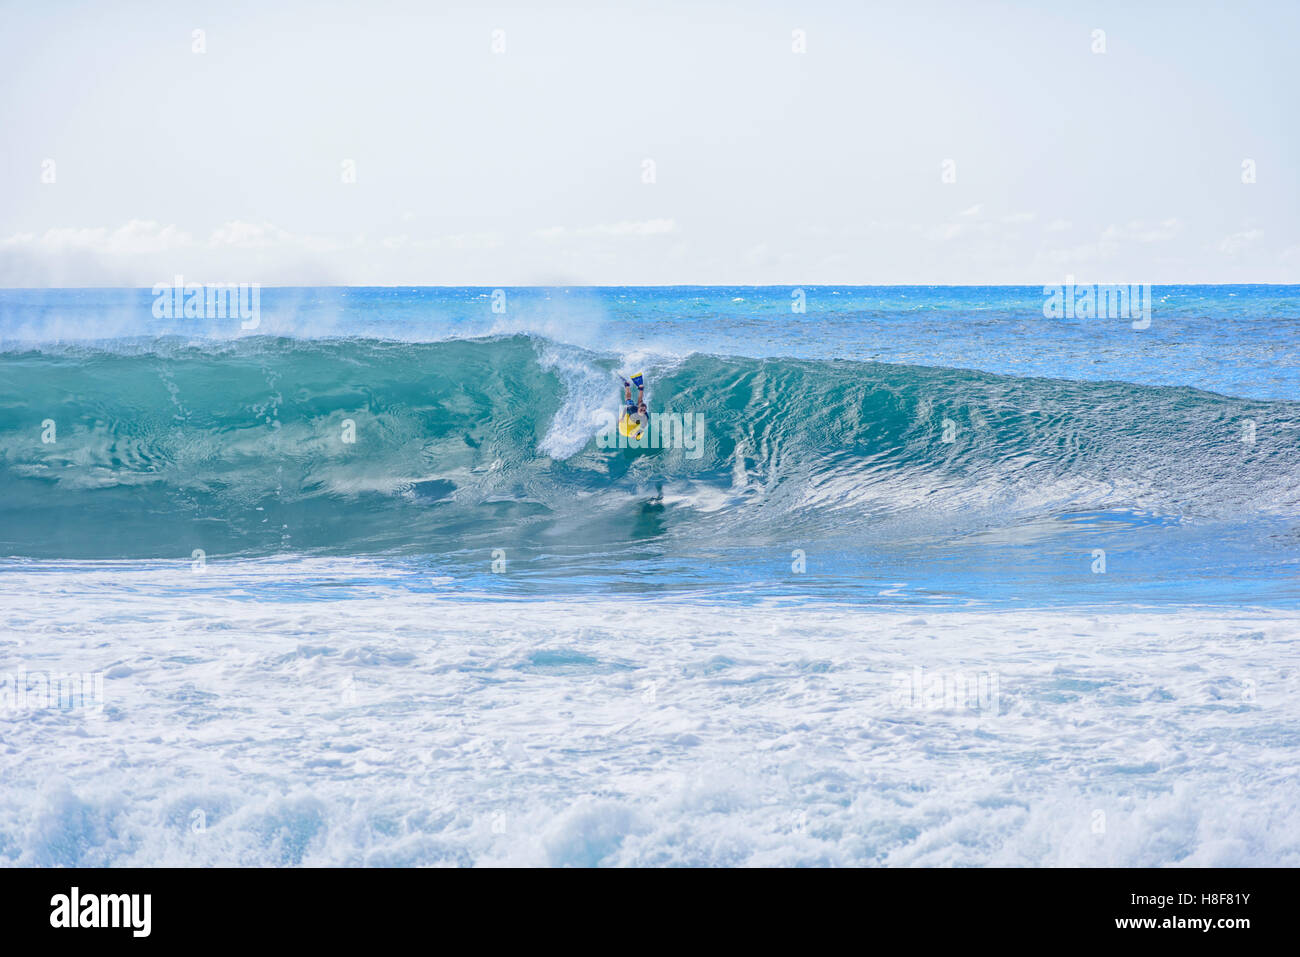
[[152, 275, 261, 329], [1043, 276, 1152, 329], [1, 670, 103, 713], [50, 887, 151, 937], [890, 666, 1000, 715], [597, 411, 706, 458]]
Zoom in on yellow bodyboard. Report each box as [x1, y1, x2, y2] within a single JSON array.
[[618, 412, 647, 439]]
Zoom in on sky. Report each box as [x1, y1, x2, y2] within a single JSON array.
[[1, 0, 1298, 286]]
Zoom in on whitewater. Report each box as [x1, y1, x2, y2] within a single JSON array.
[[1, 285, 1298, 866]]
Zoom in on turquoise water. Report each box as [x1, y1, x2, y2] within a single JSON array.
[[1, 286, 1297, 606]]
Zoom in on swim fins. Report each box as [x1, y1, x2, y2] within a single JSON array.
[[631, 372, 644, 388]]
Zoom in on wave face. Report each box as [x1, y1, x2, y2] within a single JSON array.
[[2, 334, 1296, 599]]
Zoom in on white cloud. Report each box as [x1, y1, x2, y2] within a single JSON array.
[[207, 220, 344, 252], [535, 219, 677, 241], [2, 219, 352, 256], [208, 220, 292, 248], [1, 219, 193, 254], [1100, 218, 1183, 243], [1037, 241, 1121, 268], [413, 232, 505, 250], [0, 219, 506, 285], [1217, 229, 1262, 256], [925, 223, 964, 242]]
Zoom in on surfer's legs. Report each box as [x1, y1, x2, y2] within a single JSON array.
[[623, 373, 646, 410]]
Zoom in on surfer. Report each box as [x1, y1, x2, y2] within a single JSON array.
[[622, 373, 646, 419], [619, 373, 648, 440]]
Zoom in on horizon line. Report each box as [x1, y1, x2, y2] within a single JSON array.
[[3, 281, 1300, 291]]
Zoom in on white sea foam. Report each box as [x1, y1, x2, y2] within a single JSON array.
[[535, 341, 614, 460], [1, 560, 1296, 867]]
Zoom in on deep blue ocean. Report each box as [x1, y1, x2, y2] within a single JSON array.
[[1, 285, 1297, 607]]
